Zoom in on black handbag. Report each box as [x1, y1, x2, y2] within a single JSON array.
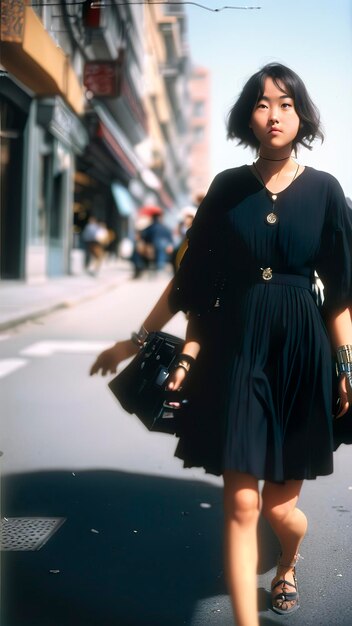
[[108, 331, 188, 434]]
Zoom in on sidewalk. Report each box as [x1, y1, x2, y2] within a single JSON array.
[[0, 259, 133, 331]]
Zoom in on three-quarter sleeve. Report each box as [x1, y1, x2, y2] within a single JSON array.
[[316, 176, 352, 315], [169, 174, 224, 315]]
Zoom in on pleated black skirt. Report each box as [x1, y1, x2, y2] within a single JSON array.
[[175, 282, 334, 482]]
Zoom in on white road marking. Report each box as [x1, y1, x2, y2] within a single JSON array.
[[0, 359, 28, 379], [20, 341, 113, 357]]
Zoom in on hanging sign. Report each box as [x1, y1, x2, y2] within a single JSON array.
[[83, 61, 121, 98]]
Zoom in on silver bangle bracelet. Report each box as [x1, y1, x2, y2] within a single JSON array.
[[336, 344, 352, 374]]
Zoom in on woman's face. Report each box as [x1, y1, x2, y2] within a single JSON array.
[[250, 77, 300, 153]]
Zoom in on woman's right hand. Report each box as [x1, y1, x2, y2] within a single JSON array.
[[167, 366, 188, 391], [165, 366, 188, 409], [89, 339, 138, 376]]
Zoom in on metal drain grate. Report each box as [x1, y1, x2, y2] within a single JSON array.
[[0, 517, 66, 551]]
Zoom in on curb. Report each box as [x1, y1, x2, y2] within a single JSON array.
[[0, 272, 131, 332]]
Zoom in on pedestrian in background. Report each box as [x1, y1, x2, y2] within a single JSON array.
[[141, 212, 174, 272], [130, 211, 153, 278], [90, 63, 352, 626], [82, 216, 109, 276], [131, 207, 174, 277]]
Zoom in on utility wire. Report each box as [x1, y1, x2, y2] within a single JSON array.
[[29, 1, 261, 11]]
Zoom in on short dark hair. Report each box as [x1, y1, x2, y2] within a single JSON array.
[[227, 63, 324, 152]]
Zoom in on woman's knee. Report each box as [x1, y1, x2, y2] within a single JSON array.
[[261, 480, 304, 524], [261, 499, 293, 524], [223, 473, 260, 524]]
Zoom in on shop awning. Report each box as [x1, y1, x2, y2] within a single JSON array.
[[94, 105, 174, 209], [97, 121, 137, 178], [111, 182, 136, 217]]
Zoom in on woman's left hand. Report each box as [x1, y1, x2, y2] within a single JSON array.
[[336, 374, 351, 418]]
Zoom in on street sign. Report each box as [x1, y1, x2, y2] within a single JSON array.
[[83, 61, 121, 98]]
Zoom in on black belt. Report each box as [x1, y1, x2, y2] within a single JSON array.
[[257, 268, 311, 290]]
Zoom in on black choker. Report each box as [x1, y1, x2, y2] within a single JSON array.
[[258, 154, 291, 162]]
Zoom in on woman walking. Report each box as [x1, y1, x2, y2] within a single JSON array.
[[90, 63, 352, 626]]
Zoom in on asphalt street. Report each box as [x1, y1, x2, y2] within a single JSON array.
[[1, 272, 351, 626]]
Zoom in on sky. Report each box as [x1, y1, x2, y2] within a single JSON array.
[[186, 0, 352, 198]]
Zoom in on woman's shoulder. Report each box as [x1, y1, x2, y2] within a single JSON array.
[[303, 166, 343, 191], [304, 168, 349, 220], [208, 165, 251, 194], [213, 165, 249, 182]]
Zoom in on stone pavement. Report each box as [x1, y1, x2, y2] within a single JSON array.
[[0, 260, 134, 331]]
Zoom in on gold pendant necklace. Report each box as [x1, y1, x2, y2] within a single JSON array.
[[252, 161, 300, 226], [266, 194, 278, 225]]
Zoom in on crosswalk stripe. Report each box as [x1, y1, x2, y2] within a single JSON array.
[[20, 341, 113, 357], [0, 359, 28, 379]]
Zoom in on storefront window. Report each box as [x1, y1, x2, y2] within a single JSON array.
[[0, 97, 26, 278], [30, 134, 50, 246]]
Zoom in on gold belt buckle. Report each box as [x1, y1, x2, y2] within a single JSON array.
[[261, 267, 273, 281]]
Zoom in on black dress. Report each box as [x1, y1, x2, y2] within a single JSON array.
[[169, 166, 352, 482]]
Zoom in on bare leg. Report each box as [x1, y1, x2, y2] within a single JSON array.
[[223, 471, 261, 626], [261, 480, 307, 612]]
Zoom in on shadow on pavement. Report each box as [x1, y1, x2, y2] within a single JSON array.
[[1, 469, 279, 626]]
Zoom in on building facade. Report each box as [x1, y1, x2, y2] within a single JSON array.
[[1, 1, 87, 279], [0, 0, 210, 281], [142, 2, 191, 220], [188, 65, 212, 202]]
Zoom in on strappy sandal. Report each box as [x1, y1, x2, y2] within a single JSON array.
[[271, 554, 300, 615]]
